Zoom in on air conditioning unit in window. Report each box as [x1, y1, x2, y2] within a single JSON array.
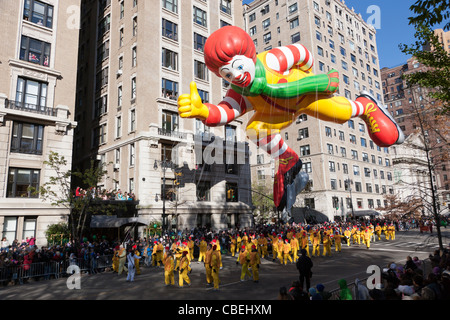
[[114, 163, 120, 170], [116, 69, 122, 77]]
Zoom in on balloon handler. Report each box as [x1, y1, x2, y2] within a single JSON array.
[[178, 26, 404, 213]]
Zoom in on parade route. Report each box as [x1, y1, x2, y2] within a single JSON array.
[[0, 229, 447, 301]]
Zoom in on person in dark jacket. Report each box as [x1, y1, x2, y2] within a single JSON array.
[[296, 249, 313, 291]]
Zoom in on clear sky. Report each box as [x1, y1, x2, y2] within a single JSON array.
[[241, 0, 442, 69]]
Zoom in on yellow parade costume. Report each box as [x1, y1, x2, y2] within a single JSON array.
[[290, 237, 299, 262], [312, 232, 321, 257], [163, 251, 175, 286], [198, 238, 207, 262], [322, 233, 332, 257], [249, 246, 261, 282], [204, 246, 213, 285], [238, 247, 252, 281], [283, 240, 293, 264], [178, 252, 191, 287], [211, 246, 221, 290]]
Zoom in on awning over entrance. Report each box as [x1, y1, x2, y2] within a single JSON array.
[[351, 210, 381, 217], [90, 215, 150, 228]]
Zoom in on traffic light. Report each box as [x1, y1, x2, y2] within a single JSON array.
[[174, 170, 184, 187], [227, 188, 236, 201]]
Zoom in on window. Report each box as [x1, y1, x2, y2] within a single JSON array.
[[303, 162, 312, 173], [130, 143, 135, 166], [263, 32, 272, 43], [117, 85, 123, 107], [220, 0, 232, 15], [291, 32, 301, 43], [249, 26, 257, 36], [116, 116, 122, 138], [133, 16, 138, 37], [198, 89, 209, 103], [130, 109, 136, 131], [2, 217, 17, 243], [23, 217, 37, 240], [325, 126, 332, 137], [340, 147, 346, 157], [115, 148, 121, 164], [23, 0, 53, 28], [119, 28, 124, 47], [96, 67, 109, 91], [11, 122, 44, 155], [249, 13, 256, 22], [94, 95, 108, 118], [331, 179, 337, 190], [327, 144, 334, 154], [298, 128, 308, 139], [162, 48, 178, 70], [162, 0, 177, 13], [131, 77, 136, 100], [15, 77, 48, 110], [353, 165, 360, 176], [193, 6, 207, 27], [132, 46, 137, 67], [197, 181, 210, 201], [7, 168, 40, 198], [97, 40, 110, 63], [93, 124, 107, 146], [20, 36, 51, 67], [98, 14, 111, 38], [300, 145, 310, 156], [225, 125, 236, 142], [194, 60, 209, 81], [329, 161, 336, 172], [290, 17, 299, 29], [162, 110, 179, 133], [162, 18, 178, 41], [194, 33, 207, 52], [161, 78, 178, 100]]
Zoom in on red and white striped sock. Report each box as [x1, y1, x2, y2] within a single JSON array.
[[350, 100, 365, 117], [254, 133, 288, 159]]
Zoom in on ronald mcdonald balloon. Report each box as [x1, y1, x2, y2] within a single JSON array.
[[178, 26, 404, 214]]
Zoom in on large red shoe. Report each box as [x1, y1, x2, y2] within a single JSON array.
[[273, 147, 302, 209], [356, 91, 405, 147]]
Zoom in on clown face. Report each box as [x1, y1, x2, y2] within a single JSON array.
[[219, 55, 255, 88]]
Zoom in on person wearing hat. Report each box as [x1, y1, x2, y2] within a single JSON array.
[[249, 244, 261, 282], [283, 239, 293, 265], [204, 243, 213, 286], [363, 229, 371, 249], [258, 234, 268, 258], [211, 244, 221, 290], [375, 223, 382, 241], [270, 232, 278, 261], [163, 246, 175, 286], [344, 228, 351, 247], [300, 230, 310, 257], [322, 232, 332, 257], [316, 283, 331, 300], [178, 250, 191, 287], [333, 230, 342, 253], [230, 235, 237, 257], [198, 237, 207, 263], [238, 245, 252, 281], [312, 231, 321, 257], [188, 236, 195, 260], [290, 235, 299, 262]]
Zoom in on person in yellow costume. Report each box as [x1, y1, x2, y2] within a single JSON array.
[[230, 235, 237, 257], [270, 233, 278, 261], [249, 245, 261, 282], [363, 229, 371, 249], [238, 245, 252, 281], [290, 235, 300, 262], [198, 237, 207, 263], [188, 237, 195, 260], [212, 239, 223, 269], [344, 228, 352, 247], [112, 246, 120, 272], [334, 231, 343, 253], [382, 224, 389, 240], [236, 234, 242, 252], [204, 243, 213, 286], [322, 232, 332, 257], [152, 240, 164, 267], [283, 239, 293, 265], [355, 228, 362, 245], [300, 230, 311, 258], [312, 232, 321, 257], [211, 244, 221, 290], [178, 26, 404, 213], [389, 224, 396, 240], [276, 238, 284, 264], [375, 224, 382, 241], [258, 234, 268, 258], [178, 250, 191, 287], [163, 246, 175, 286]]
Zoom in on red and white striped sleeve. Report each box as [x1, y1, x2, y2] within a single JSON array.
[[264, 43, 314, 74], [203, 88, 252, 127]]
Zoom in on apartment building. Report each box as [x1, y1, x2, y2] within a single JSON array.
[[381, 57, 450, 216], [0, 0, 79, 246], [243, 0, 394, 221], [75, 0, 253, 232]]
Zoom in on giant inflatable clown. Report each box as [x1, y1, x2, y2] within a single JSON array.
[[177, 26, 404, 214]]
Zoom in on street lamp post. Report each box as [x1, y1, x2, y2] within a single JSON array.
[[345, 178, 355, 219], [154, 158, 173, 235]]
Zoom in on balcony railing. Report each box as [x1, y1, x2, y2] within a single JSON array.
[[5, 100, 57, 117], [158, 128, 186, 139]]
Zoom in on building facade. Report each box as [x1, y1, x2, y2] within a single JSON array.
[[0, 0, 80, 246], [381, 56, 450, 217], [75, 0, 253, 232], [244, 0, 395, 221]]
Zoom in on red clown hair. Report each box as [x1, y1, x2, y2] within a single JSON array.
[[204, 26, 257, 77]]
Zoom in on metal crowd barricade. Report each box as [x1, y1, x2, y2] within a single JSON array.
[[0, 254, 114, 286]]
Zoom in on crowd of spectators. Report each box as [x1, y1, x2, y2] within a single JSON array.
[[75, 187, 136, 201]]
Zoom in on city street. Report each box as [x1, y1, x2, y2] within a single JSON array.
[[0, 229, 448, 302]]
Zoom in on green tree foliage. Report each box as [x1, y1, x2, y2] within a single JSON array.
[[399, 1, 450, 115]]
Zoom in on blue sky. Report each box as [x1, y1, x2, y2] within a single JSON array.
[[242, 0, 441, 69]]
